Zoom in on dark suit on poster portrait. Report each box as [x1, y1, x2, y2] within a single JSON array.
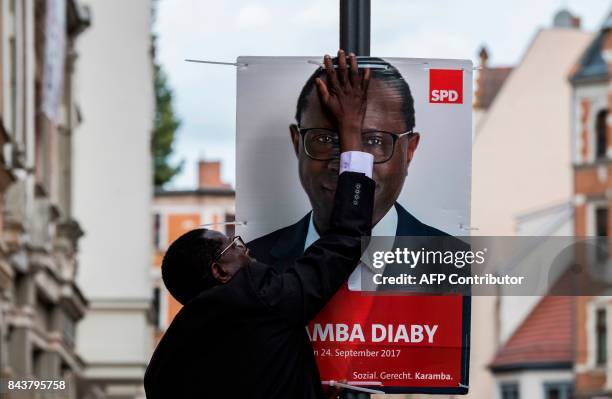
[[248, 202, 448, 271]]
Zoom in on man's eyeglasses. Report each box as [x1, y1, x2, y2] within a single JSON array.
[[297, 127, 415, 164], [213, 236, 247, 263]]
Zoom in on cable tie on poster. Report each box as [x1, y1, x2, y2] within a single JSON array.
[[186, 58, 480, 72], [459, 224, 479, 231], [185, 59, 248, 67], [327, 381, 384, 394], [420, 63, 478, 72]]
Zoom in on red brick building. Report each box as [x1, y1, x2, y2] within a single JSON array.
[[570, 11, 612, 399], [151, 160, 235, 343]]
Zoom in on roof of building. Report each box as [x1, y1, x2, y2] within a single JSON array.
[[490, 296, 574, 372], [476, 66, 514, 109], [571, 32, 607, 83], [571, 11, 612, 83]]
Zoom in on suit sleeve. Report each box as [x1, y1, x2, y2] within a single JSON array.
[[247, 171, 374, 325]]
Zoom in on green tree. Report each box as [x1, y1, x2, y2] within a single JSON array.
[[152, 62, 183, 186], [151, 1, 183, 187]]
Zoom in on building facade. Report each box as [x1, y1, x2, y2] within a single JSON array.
[[0, 0, 89, 397], [151, 160, 235, 341], [72, 0, 155, 397], [570, 12, 612, 398], [471, 10, 592, 399]]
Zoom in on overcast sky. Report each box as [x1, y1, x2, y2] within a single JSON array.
[[155, 0, 610, 189]]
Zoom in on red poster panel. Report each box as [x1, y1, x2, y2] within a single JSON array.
[[308, 285, 470, 394]]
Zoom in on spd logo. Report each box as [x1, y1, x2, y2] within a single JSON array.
[[429, 69, 463, 104]]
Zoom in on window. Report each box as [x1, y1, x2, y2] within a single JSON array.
[[152, 287, 161, 329], [500, 382, 519, 399], [595, 110, 608, 159], [544, 382, 572, 399], [596, 207, 608, 237], [596, 307, 607, 366], [9, 36, 15, 136], [153, 213, 161, 249], [595, 207, 608, 262], [63, 317, 76, 349], [32, 348, 43, 375], [225, 213, 235, 237]]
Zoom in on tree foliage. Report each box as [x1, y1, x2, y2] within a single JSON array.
[[152, 62, 183, 187], [151, 2, 183, 187]]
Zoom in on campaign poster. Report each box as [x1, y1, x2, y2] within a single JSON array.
[[236, 56, 472, 394]]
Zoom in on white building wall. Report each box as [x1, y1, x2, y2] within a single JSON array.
[[76, 303, 151, 372], [72, 0, 153, 395], [473, 28, 591, 236]]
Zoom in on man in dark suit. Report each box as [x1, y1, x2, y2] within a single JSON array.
[[145, 51, 376, 399], [248, 56, 449, 273]]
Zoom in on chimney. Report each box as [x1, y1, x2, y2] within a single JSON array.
[[553, 9, 581, 29], [198, 160, 229, 188], [474, 46, 489, 109], [478, 46, 489, 69]]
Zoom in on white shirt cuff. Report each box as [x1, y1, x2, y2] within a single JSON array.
[[340, 151, 374, 178]]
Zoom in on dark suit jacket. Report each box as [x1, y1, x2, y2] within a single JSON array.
[[144, 172, 374, 399], [248, 202, 449, 272]]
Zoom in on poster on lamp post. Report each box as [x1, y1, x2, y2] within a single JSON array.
[[236, 56, 472, 394]]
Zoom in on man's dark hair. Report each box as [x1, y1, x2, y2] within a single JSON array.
[[295, 57, 415, 130], [161, 228, 223, 305]]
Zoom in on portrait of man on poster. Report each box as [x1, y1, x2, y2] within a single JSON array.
[[248, 56, 452, 272]]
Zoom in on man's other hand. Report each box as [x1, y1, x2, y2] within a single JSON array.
[[326, 380, 345, 399]]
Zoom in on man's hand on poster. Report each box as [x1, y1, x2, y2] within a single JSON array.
[[315, 49, 371, 152]]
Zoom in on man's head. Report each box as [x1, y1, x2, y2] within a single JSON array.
[[161, 229, 252, 305], [290, 57, 420, 232]]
